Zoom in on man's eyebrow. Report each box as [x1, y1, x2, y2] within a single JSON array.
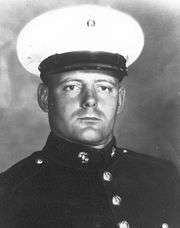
[[56, 78, 116, 86], [94, 79, 116, 86], [57, 78, 82, 85]]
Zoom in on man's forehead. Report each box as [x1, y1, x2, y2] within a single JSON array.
[[49, 70, 119, 85]]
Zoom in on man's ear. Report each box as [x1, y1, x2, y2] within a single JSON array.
[[117, 86, 126, 114], [37, 83, 49, 112]]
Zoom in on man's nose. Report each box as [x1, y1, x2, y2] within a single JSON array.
[[81, 87, 97, 109]]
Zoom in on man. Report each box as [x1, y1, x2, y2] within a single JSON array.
[[0, 5, 179, 228]]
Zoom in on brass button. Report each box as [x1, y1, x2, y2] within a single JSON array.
[[78, 152, 89, 164], [103, 171, 112, 182], [35, 158, 43, 165], [112, 195, 122, 206], [118, 220, 130, 228], [161, 223, 169, 228]]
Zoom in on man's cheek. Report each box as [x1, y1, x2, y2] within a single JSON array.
[[102, 104, 117, 117]]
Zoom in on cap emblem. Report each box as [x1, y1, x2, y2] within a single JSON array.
[[87, 19, 96, 27], [78, 152, 89, 164]]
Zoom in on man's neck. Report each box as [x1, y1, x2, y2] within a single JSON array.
[[52, 132, 113, 150]]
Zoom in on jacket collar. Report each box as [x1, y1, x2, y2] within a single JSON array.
[[42, 132, 118, 170]]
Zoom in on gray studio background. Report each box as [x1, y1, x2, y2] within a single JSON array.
[[0, 0, 180, 172]]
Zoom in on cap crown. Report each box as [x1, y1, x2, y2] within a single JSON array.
[[16, 4, 144, 76]]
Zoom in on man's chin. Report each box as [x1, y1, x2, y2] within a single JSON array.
[[74, 128, 104, 146]]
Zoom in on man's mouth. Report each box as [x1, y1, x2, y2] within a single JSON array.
[[78, 117, 100, 121]]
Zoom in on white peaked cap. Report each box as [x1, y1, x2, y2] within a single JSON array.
[[16, 4, 144, 76]]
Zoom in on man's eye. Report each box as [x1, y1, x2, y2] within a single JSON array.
[[98, 86, 113, 93], [63, 85, 79, 91]]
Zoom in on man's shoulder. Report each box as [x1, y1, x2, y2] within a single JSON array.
[[115, 146, 178, 180], [0, 151, 47, 197], [116, 146, 176, 167]]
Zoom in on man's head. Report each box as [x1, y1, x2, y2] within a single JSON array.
[[16, 5, 144, 147], [38, 70, 125, 147]]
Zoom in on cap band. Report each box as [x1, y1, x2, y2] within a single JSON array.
[[39, 51, 128, 83]]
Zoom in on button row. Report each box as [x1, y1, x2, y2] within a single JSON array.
[[102, 171, 122, 207]]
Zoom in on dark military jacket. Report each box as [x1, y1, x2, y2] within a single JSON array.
[[0, 133, 179, 228]]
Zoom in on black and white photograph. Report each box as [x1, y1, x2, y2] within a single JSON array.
[[0, 0, 179, 227]]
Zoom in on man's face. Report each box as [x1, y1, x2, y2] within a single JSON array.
[[39, 70, 125, 147]]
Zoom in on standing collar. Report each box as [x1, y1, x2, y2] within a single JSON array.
[[42, 132, 117, 170]]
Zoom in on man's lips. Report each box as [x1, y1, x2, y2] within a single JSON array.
[[78, 117, 101, 121]]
